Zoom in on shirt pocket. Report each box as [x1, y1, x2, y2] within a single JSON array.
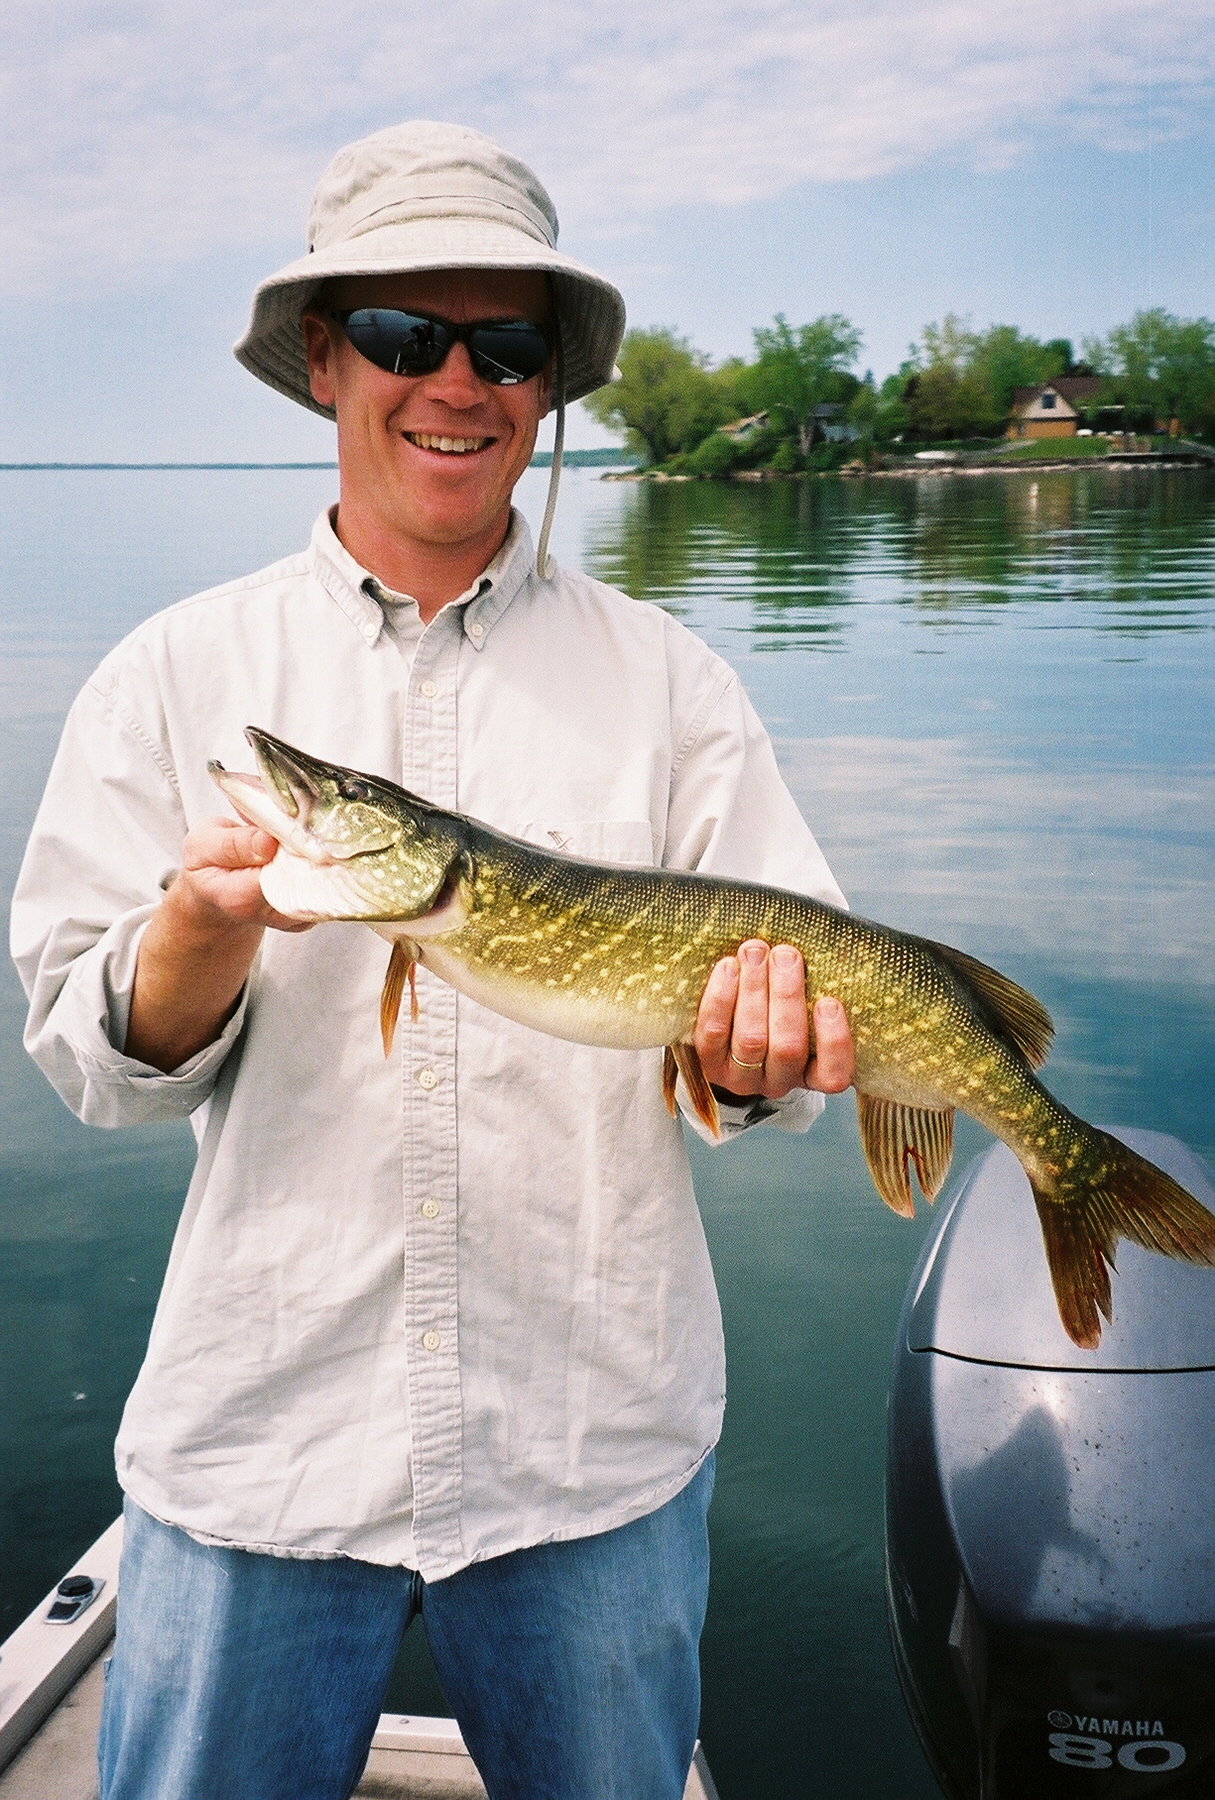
[[515, 819, 656, 867]]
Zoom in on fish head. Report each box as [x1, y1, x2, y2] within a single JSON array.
[[208, 727, 470, 925]]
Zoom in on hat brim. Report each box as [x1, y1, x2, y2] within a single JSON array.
[[234, 219, 625, 415]]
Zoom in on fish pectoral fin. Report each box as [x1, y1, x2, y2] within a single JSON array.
[[380, 940, 419, 1057], [670, 1041, 722, 1141], [857, 1093, 955, 1219], [662, 1047, 679, 1118]]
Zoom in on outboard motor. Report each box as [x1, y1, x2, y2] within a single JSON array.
[[886, 1128, 1215, 1798]]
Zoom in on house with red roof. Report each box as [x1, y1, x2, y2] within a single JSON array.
[[1006, 376, 1103, 439]]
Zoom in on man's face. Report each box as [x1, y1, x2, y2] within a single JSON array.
[[302, 268, 552, 567]]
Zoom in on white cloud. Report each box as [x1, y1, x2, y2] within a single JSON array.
[[2, 0, 1212, 297]]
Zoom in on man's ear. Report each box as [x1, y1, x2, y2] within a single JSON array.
[[301, 311, 339, 410], [537, 361, 554, 421]]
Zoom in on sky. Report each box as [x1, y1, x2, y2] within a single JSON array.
[[2, 0, 1212, 460]]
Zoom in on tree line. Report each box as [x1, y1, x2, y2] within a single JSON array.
[[582, 309, 1215, 472]]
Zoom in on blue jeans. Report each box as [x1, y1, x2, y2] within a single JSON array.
[[98, 1458, 713, 1800]]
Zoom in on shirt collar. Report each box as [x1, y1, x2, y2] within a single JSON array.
[[308, 506, 536, 651]]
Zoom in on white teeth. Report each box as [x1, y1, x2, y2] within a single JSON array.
[[407, 432, 488, 453]]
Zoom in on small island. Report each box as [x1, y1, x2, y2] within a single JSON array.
[[583, 309, 1215, 479]]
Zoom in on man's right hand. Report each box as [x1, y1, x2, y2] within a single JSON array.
[[176, 817, 310, 929], [125, 816, 312, 1072]]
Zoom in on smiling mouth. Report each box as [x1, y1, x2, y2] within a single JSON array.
[[404, 432, 493, 454]]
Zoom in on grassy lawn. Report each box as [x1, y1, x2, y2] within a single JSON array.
[[999, 436, 1132, 460]]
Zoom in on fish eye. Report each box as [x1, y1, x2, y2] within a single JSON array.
[[338, 779, 371, 803]]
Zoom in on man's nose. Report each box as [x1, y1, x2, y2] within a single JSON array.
[[423, 339, 485, 405]]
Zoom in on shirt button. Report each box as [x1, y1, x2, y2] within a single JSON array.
[[419, 678, 438, 698], [422, 1330, 442, 1352], [468, 621, 484, 639], [417, 1067, 438, 1091], [421, 1199, 440, 1219]]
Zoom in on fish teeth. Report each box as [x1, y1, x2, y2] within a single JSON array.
[[406, 432, 489, 454]]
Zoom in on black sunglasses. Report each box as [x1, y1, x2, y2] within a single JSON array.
[[331, 308, 552, 386]]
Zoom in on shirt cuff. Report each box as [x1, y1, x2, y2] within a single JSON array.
[[677, 1077, 824, 1144], [41, 908, 251, 1126]]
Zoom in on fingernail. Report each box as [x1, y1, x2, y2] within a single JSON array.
[[716, 956, 740, 981], [772, 946, 799, 971], [817, 996, 842, 1018], [741, 941, 767, 966]]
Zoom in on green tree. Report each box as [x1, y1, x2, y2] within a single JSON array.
[[901, 316, 1071, 438], [741, 313, 863, 454], [581, 328, 735, 465], [969, 325, 1068, 419], [1087, 309, 1215, 433]]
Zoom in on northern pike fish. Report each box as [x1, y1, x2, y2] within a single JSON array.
[[211, 727, 1215, 1350]]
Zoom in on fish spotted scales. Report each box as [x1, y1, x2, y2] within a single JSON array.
[[210, 726, 1215, 1353]]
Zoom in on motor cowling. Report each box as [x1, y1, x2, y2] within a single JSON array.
[[886, 1128, 1215, 1798]]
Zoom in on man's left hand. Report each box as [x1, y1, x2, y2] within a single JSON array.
[[693, 940, 855, 1100]]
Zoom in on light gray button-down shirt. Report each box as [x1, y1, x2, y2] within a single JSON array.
[[11, 508, 846, 1580]]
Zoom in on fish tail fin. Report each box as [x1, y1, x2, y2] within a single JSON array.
[[1032, 1131, 1215, 1350]]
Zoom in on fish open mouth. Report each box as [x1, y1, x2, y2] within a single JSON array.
[[403, 431, 492, 454], [245, 727, 326, 822], [209, 730, 343, 866]]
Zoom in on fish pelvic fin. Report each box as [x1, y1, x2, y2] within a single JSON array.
[[1033, 1129, 1215, 1350], [857, 1094, 955, 1220], [670, 1041, 722, 1141], [662, 1047, 679, 1117], [380, 940, 419, 1057], [928, 941, 1054, 1069]]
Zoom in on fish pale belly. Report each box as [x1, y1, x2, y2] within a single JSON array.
[[415, 935, 697, 1051], [853, 1050, 959, 1112]]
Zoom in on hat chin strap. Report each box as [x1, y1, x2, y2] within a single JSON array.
[[535, 323, 565, 581]]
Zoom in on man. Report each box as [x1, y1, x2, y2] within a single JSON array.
[[12, 122, 853, 1800]]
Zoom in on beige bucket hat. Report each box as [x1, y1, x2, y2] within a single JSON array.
[[235, 120, 626, 416]]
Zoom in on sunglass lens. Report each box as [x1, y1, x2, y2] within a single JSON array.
[[338, 310, 550, 384], [468, 323, 552, 385], [342, 311, 449, 376]]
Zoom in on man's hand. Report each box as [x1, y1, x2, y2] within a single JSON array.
[[693, 940, 855, 1100], [125, 817, 311, 1072], [175, 818, 310, 931]]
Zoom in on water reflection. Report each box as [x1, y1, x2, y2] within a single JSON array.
[[583, 468, 1215, 649]]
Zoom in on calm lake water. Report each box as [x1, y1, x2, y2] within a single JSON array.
[[2, 464, 1213, 1798]]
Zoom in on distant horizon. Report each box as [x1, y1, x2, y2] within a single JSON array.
[[0, 448, 638, 471]]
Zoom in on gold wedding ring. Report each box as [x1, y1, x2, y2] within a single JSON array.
[[729, 1052, 766, 1070]]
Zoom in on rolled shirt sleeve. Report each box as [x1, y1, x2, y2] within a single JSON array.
[[11, 674, 248, 1127]]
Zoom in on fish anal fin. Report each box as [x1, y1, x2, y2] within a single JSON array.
[[662, 1047, 679, 1117], [857, 1093, 955, 1219], [380, 940, 418, 1058], [670, 1041, 721, 1141], [928, 941, 1054, 1069]]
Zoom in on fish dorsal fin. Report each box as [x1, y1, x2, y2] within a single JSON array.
[[669, 1041, 722, 1141], [857, 1093, 955, 1218], [927, 941, 1054, 1069], [380, 940, 420, 1057]]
